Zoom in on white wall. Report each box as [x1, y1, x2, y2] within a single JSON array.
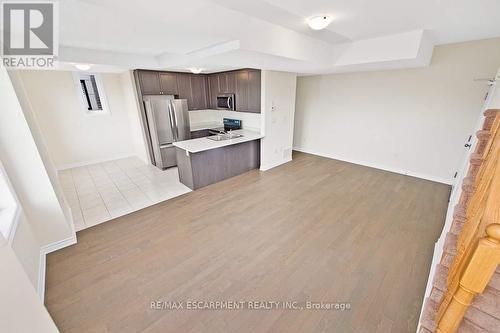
[[189, 109, 261, 131], [0, 236, 59, 333], [18, 70, 148, 169], [0, 67, 73, 247], [10, 213, 42, 286], [294, 38, 500, 184], [120, 71, 150, 163], [260, 70, 297, 171], [1, 65, 75, 303]]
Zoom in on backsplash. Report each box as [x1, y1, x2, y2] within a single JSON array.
[[189, 110, 261, 131]]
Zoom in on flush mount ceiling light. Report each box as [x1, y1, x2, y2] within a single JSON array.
[[189, 68, 203, 74], [307, 15, 333, 30], [74, 63, 92, 71]]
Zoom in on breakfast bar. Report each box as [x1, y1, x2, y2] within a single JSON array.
[[173, 129, 263, 190]]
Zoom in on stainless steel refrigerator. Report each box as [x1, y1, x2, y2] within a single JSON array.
[[143, 95, 190, 169]]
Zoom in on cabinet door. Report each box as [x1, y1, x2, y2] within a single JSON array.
[[247, 70, 261, 113], [208, 74, 219, 108], [235, 70, 249, 111], [177, 73, 192, 104], [190, 75, 208, 110], [138, 71, 161, 95], [226, 72, 236, 93], [218, 73, 228, 93], [218, 72, 236, 93], [159, 72, 178, 95]]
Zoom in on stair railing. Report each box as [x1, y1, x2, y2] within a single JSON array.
[[436, 112, 500, 333]]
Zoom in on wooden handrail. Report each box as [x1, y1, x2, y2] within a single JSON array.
[[436, 224, 500, 332], [435, 111, 500, 332]]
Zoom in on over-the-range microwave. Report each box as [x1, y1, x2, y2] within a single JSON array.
[[216, 94, 235, 110]]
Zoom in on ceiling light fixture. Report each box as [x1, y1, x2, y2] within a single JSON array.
[[189, 68, 202, 74], [74, 63, 92, 71], [307, 15, 333, 30]]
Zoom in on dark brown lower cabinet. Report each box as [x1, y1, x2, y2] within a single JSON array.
[[176, 139, 260, 190], [190, 129, 210, 139]]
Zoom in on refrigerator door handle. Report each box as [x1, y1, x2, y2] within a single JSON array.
[[167, 100, 178, 141], [172, 100, 180, 140]]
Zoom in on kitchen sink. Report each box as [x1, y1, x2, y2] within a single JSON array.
[[207, 133, 244, 141]]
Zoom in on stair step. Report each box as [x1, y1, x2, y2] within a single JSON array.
[[418, 325, 433, 333], [441, 252, 455, 268], [420, 297, 438, 332], [430, 286, 445, 304], [457, 318, 488, 333], [444, 232, 458, 255], [471, 286, 500, 321], [482, 110, 499, 131], [476, 130, 491, 141], [453, 204, 467, 221], [469, 153, 483, 165], [483, 109, 499, 118], [450, 218, 465, 236], [463, 303, 500, 332], [488, 269, 500, 291], [432, 263, 448, 291], [461, 177, 475, 193]]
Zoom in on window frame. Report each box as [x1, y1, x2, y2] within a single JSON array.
[[0, 160, 21, 246], [72, 72, 111, 116]]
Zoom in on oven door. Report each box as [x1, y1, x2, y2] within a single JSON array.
[[216, 95, 234, 110]]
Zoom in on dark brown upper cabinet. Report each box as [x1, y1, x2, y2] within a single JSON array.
[[138, 70, 178, 95], [247, 70, 261, 113], [176, 73, 191, 100], [176, 73, 208, 111], [138, 71, 161, 95], [159, 72, 178, 95], [235, 70, 249, 112], [189, 75, 208, 110], [208, 74, 219, 109], [212, 69, 260, 113], [136, 68, 260, 113], [218, 72, 236, 94]]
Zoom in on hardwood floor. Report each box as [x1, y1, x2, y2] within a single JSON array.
[[46, 152, 450, 333]]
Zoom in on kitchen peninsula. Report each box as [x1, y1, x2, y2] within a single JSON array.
[[173, 129, 262, 190]]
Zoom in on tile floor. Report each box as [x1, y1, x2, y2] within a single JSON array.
[[58, 157, 191, 231]]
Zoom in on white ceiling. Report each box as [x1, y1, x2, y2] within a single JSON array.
[[56, 0, 500, 74]]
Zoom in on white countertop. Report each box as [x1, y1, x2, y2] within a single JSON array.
[[173, 129, 263, 153]]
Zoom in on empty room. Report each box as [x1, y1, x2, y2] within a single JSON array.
[[1, 1, 500, 333]]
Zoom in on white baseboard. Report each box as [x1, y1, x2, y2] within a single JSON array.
[[260, 157, 292, 171], [293, 147, 452, 185], [56, 154, 139, 171], [38, 234, 77, 302]]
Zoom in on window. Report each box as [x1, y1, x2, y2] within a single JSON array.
[[0, 161, 20, 244], [73, 72, 109, 114]]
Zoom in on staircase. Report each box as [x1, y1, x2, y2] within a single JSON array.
[[419, 109, 500, 333]]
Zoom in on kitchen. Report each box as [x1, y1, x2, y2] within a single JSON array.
[[13, 66, 295, 231], [134, 68, 264, 189]]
